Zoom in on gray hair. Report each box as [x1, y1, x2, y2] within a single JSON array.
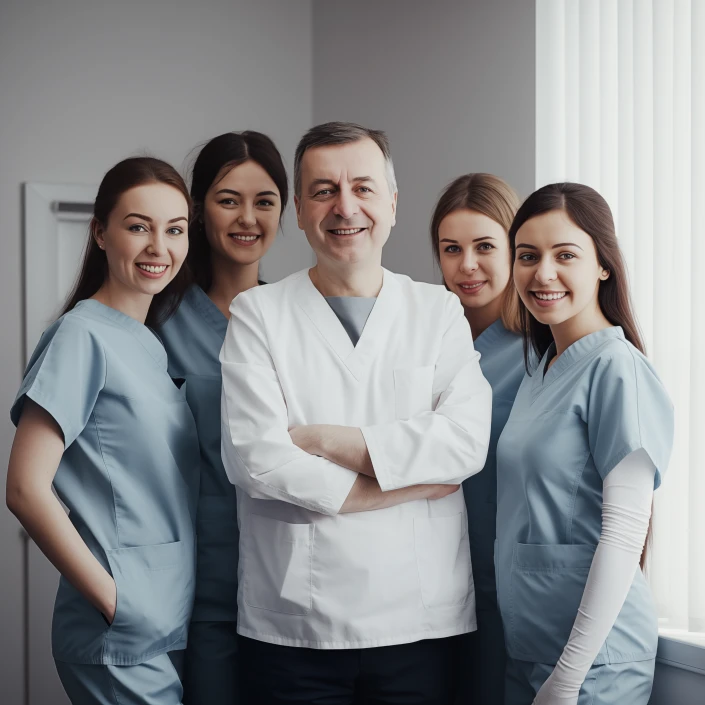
[[294, 121, 397, 197]]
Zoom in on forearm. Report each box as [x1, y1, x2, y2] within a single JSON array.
[[339, 474, 459, 513], [8, 487, 116, 619]]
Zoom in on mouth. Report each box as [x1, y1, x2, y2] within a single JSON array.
[[327, 228, 366, 237], [456, 281, 487, 294], [530, 290, 569, 307], [136, 263, 169, 279], [229, 232, 262, 247]]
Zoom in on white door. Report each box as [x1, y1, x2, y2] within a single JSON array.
[[23, 183, 96, 705]]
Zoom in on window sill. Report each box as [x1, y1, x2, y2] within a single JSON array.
[[657, 632, 705, 676]]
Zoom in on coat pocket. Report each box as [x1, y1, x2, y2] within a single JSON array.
[[104, 539, 195, 663], [414, 512, 471, 609], [243, 514, 313, 615], [393, 366, 435, 420], [508, 543, 608, 665]]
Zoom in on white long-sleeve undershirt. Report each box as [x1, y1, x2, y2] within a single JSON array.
[[533, 448, 655, 705]]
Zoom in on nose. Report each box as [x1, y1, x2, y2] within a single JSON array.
[[237, 204, 257, 229], [332, 189, 359, 221], [534, 256, 557, 285], [459, 251, 479, 275], [146, 231, 167, 257]]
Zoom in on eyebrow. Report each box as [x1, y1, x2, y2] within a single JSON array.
[[439, 236, 496, 244], [516, 242, 583, 250], [124, 213, 187, 224], [215, 189, 278, 198], [308, 176, 376, 190]]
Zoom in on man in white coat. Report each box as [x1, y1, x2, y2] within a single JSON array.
[[220, 121, 492, 704]]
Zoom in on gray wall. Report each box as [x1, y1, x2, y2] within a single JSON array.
[[0, 1, 313, 700], [313, 0, 536, 284]]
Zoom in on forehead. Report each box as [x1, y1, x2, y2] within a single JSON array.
[[211, 160, 278, 194], [113, 183, 187, 217], [439, 209, 507, 240], [300, 137, 387, 182], [517, 210, 592, 247]]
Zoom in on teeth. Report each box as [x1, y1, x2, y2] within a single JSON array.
[[331, 228, 364, 235], [137, 264, 167, 274], [534, 291, 567, 301], [232, 234, 259, 241], [459, 283, 483, 290]]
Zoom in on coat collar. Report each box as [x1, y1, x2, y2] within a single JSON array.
[[295, 268, 401, 381]]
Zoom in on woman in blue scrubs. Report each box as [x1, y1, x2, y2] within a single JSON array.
[[497, 183, 673, 705], [158, 131, 288, 705], [430, 173, 525, 704], [6, 158, 200, 704]]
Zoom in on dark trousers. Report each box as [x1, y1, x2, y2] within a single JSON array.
[[239, 635, 457, 705]]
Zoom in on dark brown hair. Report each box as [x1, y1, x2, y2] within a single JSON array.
[[188, 131, 288, 292], [294, 121, 396, 197], [509, 182, 645, 370], [60, 157, 192, 327], [430, 173, 521, 333]]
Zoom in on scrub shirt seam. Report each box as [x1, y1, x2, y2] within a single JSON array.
[[92, 404, 120, 548], [566, 453, 591, 544]]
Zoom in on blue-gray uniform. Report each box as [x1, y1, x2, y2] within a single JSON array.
[[496, 327, 673, 705], [455, 319, 524, 705], [11, 300, 199, 705], [158, 285, 244, 704]]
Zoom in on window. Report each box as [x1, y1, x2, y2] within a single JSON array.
[[535, 0, 704, 640]]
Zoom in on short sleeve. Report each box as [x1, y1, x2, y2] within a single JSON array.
[[587, 347, 673, 488], [11, 317, 107, 448]]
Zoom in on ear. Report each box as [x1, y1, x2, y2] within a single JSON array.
[[294, 195, 303, 230], [91, 218, 106, 250], [390, 191, 398, 227], [600, 268, 610, 281]]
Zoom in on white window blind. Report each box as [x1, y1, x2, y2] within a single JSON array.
[[536, 0, 704, 636]]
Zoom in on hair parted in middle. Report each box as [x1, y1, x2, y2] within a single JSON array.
[[294, 121, 397, 197], [430, 172, 522, 333], [188, 130, 289, 292]]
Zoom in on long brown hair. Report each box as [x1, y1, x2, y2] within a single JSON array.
[[60, 157, 193, 328], [188, 131, 288, 292], [508, 182, 651, 568], [509, 182, 645, 369], [430, 173, 521, 333]]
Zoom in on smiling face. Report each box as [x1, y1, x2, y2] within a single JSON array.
[[295, 138, 397, 270], [94, 182, 189, 297], [202, 160, 281, 267], [438, 209, 512, 314], [513, 209, 610, 330]]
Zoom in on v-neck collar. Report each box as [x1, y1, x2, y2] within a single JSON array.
[[75, 299, 167, 368], [474, 318, 511, 353], [530, 326, 625, 402], [186, 285, 228, 338], [295, 268, 400, 381]]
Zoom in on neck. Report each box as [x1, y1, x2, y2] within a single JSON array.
[[91, 279, 152, 324], [309, 262, 383, 298], [207, 255, 261, 318], [550, 300, 613, 358], [465, 297, 503, 340]]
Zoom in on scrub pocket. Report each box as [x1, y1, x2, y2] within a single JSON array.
[[243, 514, 313, 615], [414, 512, 471, 609], [104, 540, 195, 664], [393, 366, 435, 419], [508, 543, 608, 665]]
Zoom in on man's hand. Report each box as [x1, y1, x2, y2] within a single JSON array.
[[289, 425, 322, 456], [289, 424, 375, 477]]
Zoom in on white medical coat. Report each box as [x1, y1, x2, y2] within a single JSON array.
[[220, 268, 492, 648]]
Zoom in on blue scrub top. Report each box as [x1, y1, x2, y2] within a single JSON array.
[[158, 285, 238, 622], [465, 319, 524, 610], [496, 327, 673, 666], [11, 300, 200, 665]]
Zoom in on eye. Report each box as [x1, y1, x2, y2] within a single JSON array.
[[477, 242, 495, 252], [128, 224, 148, 233], [518, 252, 536, 261], [443, 245, 461, 254], [357, 186, 373, 193], [219, 198, 237, 206], [314, 189, 334, 197], [166, 227, 184, 235], [558, 252, 576, 260], [256, 199, 275, 207]]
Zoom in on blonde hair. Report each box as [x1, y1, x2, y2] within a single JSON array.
[[430, 173, 521, 333]]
